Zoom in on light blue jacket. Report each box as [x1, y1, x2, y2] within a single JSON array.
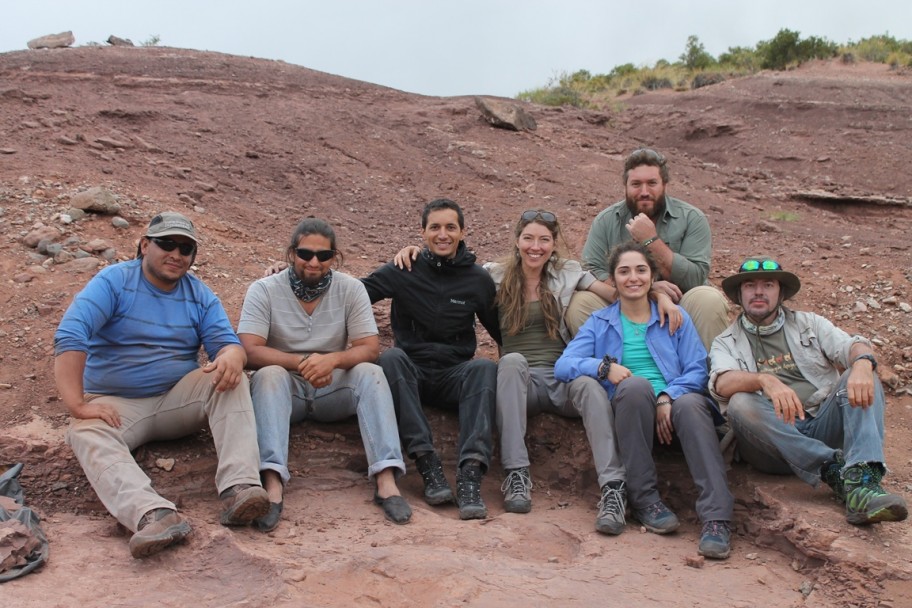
[[554, 299, 709, 402]]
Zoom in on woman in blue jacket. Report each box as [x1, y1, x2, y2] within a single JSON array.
[[555, 241, 733, 559]]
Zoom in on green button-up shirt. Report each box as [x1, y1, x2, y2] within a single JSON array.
[[581, 195, 712, 292]]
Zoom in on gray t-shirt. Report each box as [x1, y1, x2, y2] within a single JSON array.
[[238, 269, 377, 354]]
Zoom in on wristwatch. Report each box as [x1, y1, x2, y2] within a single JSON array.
[[852, 354, 877, 371]]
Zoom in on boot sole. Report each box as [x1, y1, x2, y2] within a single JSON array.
[[847, 502, 909, 525], [504, 499, 532, 514], [458, 505, 487, 520], [129, 521, 192, 559], [424, 490, 455, 506], [221, 488, 270, 525]]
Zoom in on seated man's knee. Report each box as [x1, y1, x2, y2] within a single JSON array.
[[565, 291, 608, 336], [726, 393, 768, 426], [250, 365, 292, 391], [615, 375, 653, 396]]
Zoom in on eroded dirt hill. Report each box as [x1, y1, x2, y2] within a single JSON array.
[[1, 47, 911, 607]]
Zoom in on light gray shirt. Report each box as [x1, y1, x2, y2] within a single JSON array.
[[238, 269, 377, 354]]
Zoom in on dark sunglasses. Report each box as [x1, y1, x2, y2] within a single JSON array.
[[521, 210, 557, 223], [150, 237, 196, 256], [295, 248, 336, 262], [740, 259, 781, 272]]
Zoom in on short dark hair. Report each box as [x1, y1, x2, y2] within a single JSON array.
[[286, 217, 343, 265], [421, 198, 464, 229], [623, 148, 670, 184], [607, 241, 658, 279]]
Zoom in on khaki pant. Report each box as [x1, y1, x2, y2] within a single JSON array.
[[564, 285, 730, 351], [66, 369, 262, 531]]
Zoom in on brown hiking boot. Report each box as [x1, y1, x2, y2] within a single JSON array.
[[219, 484, 270, 525], [128, 508, 191, 559]]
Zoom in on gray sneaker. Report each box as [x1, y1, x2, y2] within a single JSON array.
[[501, 467, 532, 514], [595, 480, 627, 535]]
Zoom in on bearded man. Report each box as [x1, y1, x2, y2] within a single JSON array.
[[565, 148, 729, 349], [709, 257, 906, 525]]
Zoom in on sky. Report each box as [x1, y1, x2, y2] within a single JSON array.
[[2, 1, 909, 98]]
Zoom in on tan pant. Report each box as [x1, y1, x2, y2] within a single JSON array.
[[66, 369, 262, 531], [564, 285, 730, 351]]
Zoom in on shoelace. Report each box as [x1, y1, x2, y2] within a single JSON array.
[[702, 520, 730, 538], [598, 485, 625, 518], [458, 469, 482, 501], [420, 459, 448, 489], [500, 470, 532, 496]]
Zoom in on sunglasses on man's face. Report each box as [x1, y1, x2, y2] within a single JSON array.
[[521, 210, 557, 223], [740, 259, 781, 272], [295, 248, 336, 262], [150, 237, 196, 256]]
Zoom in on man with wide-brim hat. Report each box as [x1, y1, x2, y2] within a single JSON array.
[[708, 256, 906, 526]]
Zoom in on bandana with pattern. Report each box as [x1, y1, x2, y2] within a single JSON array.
[[740, 306, 785, 336], [289, 268, 333, 302]]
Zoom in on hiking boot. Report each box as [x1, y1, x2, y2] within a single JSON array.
[[456, 463, 487, 520], [219, 484, 270, 526], [128, 508, 191, 559], [843, 462, 909, 525], [501, 467, 532, 514], [698, 520, 732, 559], [820, 450, 846, 502], [632, 500, 680, 534], [416, 452, 454, 505], [595, 480, 627, 535]]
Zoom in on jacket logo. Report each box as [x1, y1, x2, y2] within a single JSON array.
[[450, 298, 466, 305]]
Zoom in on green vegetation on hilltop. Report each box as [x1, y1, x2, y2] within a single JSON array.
[[518, 30, 912, 109]]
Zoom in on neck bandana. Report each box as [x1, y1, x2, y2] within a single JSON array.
[[740, 306, 785, 336], [289, 268, 333, 302]]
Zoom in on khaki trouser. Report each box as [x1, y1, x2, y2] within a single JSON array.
[[66, 369, 262, 531], [564, 285, 730, 351]]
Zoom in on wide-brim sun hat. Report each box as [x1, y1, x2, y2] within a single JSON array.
[[721, 257, 801, 303]]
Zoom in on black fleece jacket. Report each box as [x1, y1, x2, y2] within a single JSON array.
[[361, 242, 501, 370]]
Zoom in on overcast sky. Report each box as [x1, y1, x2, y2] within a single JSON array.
[[2, 1, 909, 97]]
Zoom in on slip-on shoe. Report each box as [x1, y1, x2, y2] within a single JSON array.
[[374, 493, 412, 524]]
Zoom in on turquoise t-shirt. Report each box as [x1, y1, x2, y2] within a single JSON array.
[[620, 313, 666, 396]]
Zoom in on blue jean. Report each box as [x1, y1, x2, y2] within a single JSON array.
[[727, 371, 886, 486], [249, 363, 406, 484]]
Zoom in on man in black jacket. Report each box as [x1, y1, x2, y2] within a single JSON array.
[[362, 199, 501, 520]]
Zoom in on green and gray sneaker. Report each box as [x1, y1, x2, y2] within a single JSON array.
[[843, 462, 908, 525]]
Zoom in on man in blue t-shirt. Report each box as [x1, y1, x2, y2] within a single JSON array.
[[54, 212, 269, 559]]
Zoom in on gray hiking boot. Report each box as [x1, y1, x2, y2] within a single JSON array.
[[501, 467, 532, 514], [595, 480, 627, 535]]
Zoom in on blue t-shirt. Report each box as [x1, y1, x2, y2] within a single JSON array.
[[54, 259, 240, 397]]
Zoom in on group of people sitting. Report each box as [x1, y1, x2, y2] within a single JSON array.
[[53, 148, 907, 563]]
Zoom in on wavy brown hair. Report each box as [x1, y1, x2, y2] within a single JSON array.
[[495, 211, 567, 340]]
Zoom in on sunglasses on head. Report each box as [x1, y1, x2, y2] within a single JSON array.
[[740, 259, 781, 272], [295, 248, 336, 262], [521, 210, 557, 223], [150, 237, 196, 256]]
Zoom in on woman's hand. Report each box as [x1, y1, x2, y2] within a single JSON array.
[[607, 363, 632, 385]]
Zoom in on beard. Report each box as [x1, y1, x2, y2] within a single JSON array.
[[625, 192, 667, 219]]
